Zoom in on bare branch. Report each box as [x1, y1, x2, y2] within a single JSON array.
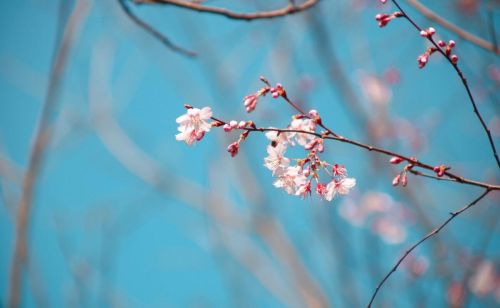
[[7, 1, 91, 306], [117, 0, 197, 57], [134, 0, 319, 20]]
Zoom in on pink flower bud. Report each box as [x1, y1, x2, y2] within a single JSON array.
[[223, 124, 232, 132], [438, 40, 446, 47], [417, 53, 429, 68], [401, 172, 408, 187], [243, 94, 258, 113], [390, 156, 404, 164], [229, 120, 238, 128], [428, 27, 436, 35], [451, 54, 458, 64], [392, 174, 401, 186], [448, 40, 456, 48], [227, 142, 239, 157], [270, 83, 285, 98], [238, 121, 247, 129]]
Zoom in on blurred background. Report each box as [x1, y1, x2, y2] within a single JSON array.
[[0, 0, 499, 307]]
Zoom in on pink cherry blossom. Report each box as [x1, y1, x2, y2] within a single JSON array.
[[325, 177, 356, 201], [273, 166, 307, 195], [264, 143, 290, 175], [175, 107, 212, 145], [289, 118, 316, 147]]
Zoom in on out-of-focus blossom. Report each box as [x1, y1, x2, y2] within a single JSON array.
[[359, 71, 392, 106], [469, 260, 498, 297]]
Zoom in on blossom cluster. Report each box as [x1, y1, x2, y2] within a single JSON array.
[[262, 115, 356, 201], [175, 79, 356, 203]]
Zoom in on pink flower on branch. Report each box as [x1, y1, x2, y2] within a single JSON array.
[[175, 106, 213, 145]]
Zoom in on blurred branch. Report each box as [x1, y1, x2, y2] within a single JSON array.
[[87, 44, 298, 306], [487, 0, 498, 52], [7, 1, 91, 307], [367, 189, 492, 307], [390, 0, 500, 169], [404, 0, 500, 54], [134, 0, 319, 20], [0, 152, 23, 184], [117, 0, 197, 57]]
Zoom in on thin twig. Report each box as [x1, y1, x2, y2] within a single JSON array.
[[117, 0, 196, 57], [404, 0, 500, 54], [391, 0, 500, 169], [135, 0, 319, 20], [366, 189, 492, 307], [7, 1, 91, 307]]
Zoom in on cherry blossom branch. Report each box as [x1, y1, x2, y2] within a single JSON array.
[[366, 188, 492, 307], [210, 122, 500, 191], [117, 0, 196, 57], [404, 0, 500, 54], [134, 0, 319, 20], [386, 0, 500, 169]]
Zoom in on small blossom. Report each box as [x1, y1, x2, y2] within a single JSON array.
[[296, 181, 312, 198], [264, 143, 290, 175], [451, 54, 458, 64], [316, 183, 328, 197], [332, 164, 347, 177], [273, 166, 307, 195], [325, 178, 356, 201], [176, 107, 212, 145]]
